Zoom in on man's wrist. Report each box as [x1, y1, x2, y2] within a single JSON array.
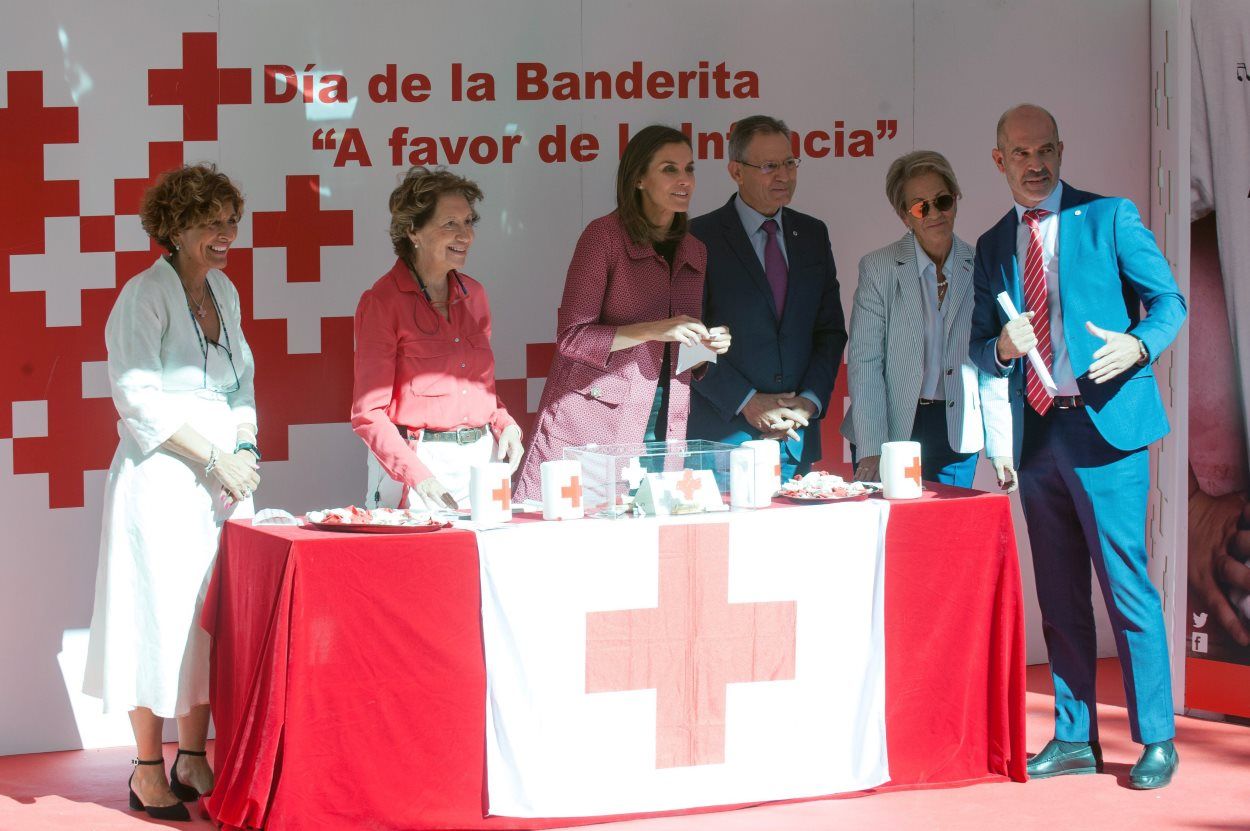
[[1132, 335, 1150, 367]]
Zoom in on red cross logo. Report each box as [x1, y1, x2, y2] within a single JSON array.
[[252, 175, 354, 282], [0, 71, 79, 257], [585, 524, 797, 768], [904, 456, 922, 488], [148, 32, 251, 141], [492, 478, 511, 511], [675, 469, 702, 501], [561, 475, 582, 508]]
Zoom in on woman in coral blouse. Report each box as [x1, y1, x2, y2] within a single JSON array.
[[516, 125, 730, 500], [352, 167, 523, 510]]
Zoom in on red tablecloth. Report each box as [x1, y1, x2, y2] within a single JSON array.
[[203, 485, 1026, 830]]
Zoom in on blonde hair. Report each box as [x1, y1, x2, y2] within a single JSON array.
[[884, 150, 961, 218], [139, 164, 244, 253]]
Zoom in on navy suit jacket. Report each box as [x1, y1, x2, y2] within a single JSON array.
[[969, 182, 1187, 464], [688, 196, 847, 465]]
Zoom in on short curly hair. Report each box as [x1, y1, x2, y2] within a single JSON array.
[[139, 164, 245, 254], [388, 166, 483, 258]]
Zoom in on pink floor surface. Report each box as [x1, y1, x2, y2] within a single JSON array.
[[1, 661, 1247, 830]]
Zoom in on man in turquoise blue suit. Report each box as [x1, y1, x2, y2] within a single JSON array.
[[970, 104, 1186, 789]]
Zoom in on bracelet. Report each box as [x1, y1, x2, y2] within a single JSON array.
[[235, 441, 262, 461], [205, 446, 219, 475]]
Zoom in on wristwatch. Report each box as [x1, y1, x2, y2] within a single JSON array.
[[235, 441, 262, 461], [1132, 336, 1150, 367]]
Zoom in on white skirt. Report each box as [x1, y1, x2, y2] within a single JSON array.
[[366, 429, 495, 509], [83, 391, 252, 718]]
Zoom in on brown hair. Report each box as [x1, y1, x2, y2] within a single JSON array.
[[388, 166, 483, 258], [727, 115, 790, 162], [139, 164, 244, 254], [615, 124, 692, 245], [884, 150, 962, 218]]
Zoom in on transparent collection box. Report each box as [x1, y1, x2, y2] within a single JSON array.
[[562, 439, 738, 517]]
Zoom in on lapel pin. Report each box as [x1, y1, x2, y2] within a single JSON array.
[[1074, 209, 1082, 216]]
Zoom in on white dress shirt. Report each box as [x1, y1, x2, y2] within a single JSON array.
[[912, 236, 950, 400], [1013, 182, 1081, 396]]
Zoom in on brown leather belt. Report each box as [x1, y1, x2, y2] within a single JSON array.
[[1052, 395, 1084, 409]]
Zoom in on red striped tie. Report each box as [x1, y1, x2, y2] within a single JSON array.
[[1022, 209, 1053, 416]]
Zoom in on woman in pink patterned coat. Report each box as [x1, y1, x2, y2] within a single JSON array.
[[516, 125, 731, 501]]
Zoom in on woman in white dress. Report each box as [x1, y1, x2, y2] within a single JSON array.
[[83, 164, 261, 821]]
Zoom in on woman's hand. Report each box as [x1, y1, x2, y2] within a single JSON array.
[[412, 476, 459, 511], [211, 449, 260, 503], [496, 425, 524, 474], [648, 315, 710, 346], [702, 325, 731, 355]]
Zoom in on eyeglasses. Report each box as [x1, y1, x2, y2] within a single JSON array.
[[907, 194, 956, 219], [737, 158, 801, 175]]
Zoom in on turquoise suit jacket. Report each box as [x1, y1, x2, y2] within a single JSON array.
[[969, 183, 1187, 464]]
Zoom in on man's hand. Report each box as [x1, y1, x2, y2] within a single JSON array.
[[991, 456, 1018, 494], [496, 424, 524, 473], [1086, 321, 1144, 384], [996, 311, 1037, 362], [412, 476, 459, 511], [743, 392, 808, 441], [854, 455, 881, 482]]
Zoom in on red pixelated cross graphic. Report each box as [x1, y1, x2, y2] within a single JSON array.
[[114, 141, 185, 215], [0, 71, 78, 256], [585, 523, 796, 768], [904, 456, 922, 487], [493, 478, 511, 511], [252, 175, 353, 282], [149, 32, 250, 141], [675, 469, 702, 501], [561, 475, 582, 508]]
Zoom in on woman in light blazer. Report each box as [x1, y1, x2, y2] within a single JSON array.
[[842, 150, 1010, 487]]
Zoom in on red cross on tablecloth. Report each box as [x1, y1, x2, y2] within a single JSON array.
[[585, 523, 797, 768], [675, 469, 702, 501], [252, 175, 353, 283], [493, 479, 511, 511], [148, 32, 251, 141], [904, 456, 922, 488], [0, 71, 78, 257], [561, 475, 582, 508]]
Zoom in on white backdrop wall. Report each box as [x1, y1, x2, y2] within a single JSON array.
[[0, 0, 1150, 755]]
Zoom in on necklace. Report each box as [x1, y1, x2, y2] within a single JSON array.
[[185, 281, 210, 318], [936, 275, 949, 310]]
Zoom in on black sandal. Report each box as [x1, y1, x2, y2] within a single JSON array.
[[129, 757, 191, 821], [169, 748, 208, 802]]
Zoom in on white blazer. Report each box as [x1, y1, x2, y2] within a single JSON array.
[[841, 232, 1011, 459]]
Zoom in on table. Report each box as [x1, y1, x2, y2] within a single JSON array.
[[203, 485, 1027, 831]]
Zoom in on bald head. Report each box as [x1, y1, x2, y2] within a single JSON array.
[[996, 104, 1059, 149], [991, 104, 1063, 207]]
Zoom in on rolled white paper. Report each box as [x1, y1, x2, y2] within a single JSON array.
[[741, 439, 782, 496], [470, 462, 513, 524], [996, 291, 1058, 395], [880, 440, 923, 499], [541, 459, 585, 521]]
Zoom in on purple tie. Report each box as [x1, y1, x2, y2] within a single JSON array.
[[761, 219, 788, 317]]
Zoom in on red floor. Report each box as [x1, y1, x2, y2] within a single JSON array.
[[1, 660, 1247, 830]]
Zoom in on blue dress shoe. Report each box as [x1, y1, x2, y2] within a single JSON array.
[[1026, 739, 1103, 779], [1129, 740, 1178, 789]]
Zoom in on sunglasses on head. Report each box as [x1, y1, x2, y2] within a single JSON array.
[[907, 193, 956, 219]]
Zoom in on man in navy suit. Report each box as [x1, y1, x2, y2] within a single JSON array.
[[970, 104, 1187, 789], [688, 115, 847, 479]]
